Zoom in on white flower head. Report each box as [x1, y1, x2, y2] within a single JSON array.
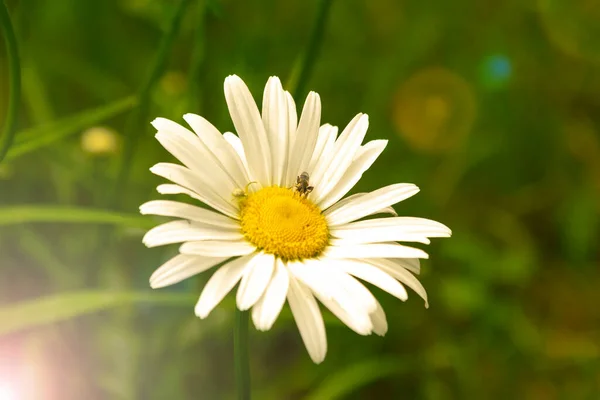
[[140, 75, 451, 363]]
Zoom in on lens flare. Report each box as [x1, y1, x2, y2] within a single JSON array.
[[0, 382, 17, 400]]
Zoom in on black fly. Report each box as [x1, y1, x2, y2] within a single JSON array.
[[294, 171, 314, 196]]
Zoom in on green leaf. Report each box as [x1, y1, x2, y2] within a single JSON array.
[[0, 1, 22, 163], [0, 291, 195, 336], [5, 96, 136, 161], [0, 205, 153, 228], [305, 357, 409, 400]]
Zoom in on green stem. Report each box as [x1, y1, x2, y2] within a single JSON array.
[[0, 0, 22, 164], [290, 0, 334, 102], [234, 309, 251, 400], [110, 0, 191, 207]]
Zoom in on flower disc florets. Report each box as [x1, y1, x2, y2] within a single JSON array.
[[239, 186, 329, 260]]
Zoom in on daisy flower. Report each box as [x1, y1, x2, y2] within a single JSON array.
[[140, 75, 451, 363]]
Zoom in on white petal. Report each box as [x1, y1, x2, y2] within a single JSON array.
[[285, 91, 297, 137], [329, 259, 408, 301], [149, 163, 207, 195], [364, 258, 429, 308], [325, 183, 420, 226], [223, 132, 250, 174], [335, 273, 378, 313], [336, 217, 452, 236], [150, 163, 239, 218], [387, 258, 421, 275], [287, 271, 327, 364], [155, 184, 239, 220], [324, 242, 429, 259], [224, 75, 272, 185], [368, 206, 398, 217], [183, 114, 250, 186], [195, 254, 255, 318], [311, 291, 373, 336], [332, 229, 432, 245], [310, 115, 361, 187], [331, 215, 452, 245], [322, 192, 397, 216], [291, 260, 377, 313], [311, 114, 369, 200], [317, 126, 338, 162], [317, 139, 387, 208], [180, 240, 256, 257], [143, 220, 242, 247], [307, 124, 337, 173], [289, 262, 374, 335], [152, 119, 237, 193], [285, 92, 321, 186], [236, 252, 275, 311], [140, 200, 238, 228], [252, 259, 290, 331], [150, 254, 228, 288], [370, 300, 388, 336], [153, 131, 204, 174], [262, 77, 289, 186]]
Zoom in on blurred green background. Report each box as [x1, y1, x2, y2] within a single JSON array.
[[1, 0, 599, 398]]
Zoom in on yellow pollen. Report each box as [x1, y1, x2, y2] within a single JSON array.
[[239, 186, 329, 260]]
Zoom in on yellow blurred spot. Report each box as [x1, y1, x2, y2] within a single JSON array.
[[424, 96, 451, 124], [81, 126, 119, 155], [392, 67, 476, 153], [538, 0, 600, 64], [160, 70, 187, 96]]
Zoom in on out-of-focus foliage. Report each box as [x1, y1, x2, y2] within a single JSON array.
[[1, 0, 599, 398]]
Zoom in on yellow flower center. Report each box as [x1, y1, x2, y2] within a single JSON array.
[[239, 186, 329, 260]]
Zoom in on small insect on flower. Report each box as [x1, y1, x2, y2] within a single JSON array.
[[232, 181, 258, 202], [232, 188, 247, 200], [294, 171, 314, 196]]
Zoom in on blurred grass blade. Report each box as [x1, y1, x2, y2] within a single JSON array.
[[187, 0, 209, 112], [112, 0, 191, 205], [22, 64, 56, 124], [305, 357, 409, 400], [0, 205, 153, 228], [0, 1, 22, 163], [18, 227, 76, 286], [288, 0, 334, 102], [5, 96, 136, 161], [0, 291, 195, 336]]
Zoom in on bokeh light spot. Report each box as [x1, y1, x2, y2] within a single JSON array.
[[480, 54, 512, 89], [392, 67, 477, 153], [81, 126, 119, 156], [424, 95, 451, 122], [160, 70, 187, 96]]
